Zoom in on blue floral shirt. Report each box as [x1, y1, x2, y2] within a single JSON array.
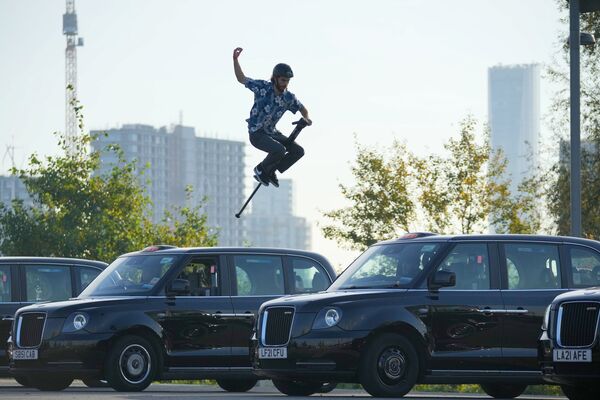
[[244, 78, 303, 134]]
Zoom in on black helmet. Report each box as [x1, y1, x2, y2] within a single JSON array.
[[272, 63, 294, 78]]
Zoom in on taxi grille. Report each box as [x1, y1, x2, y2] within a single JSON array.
[[17, 312, 46, 348], [558, 302, 600, 347], [263, 307, 294, 346]]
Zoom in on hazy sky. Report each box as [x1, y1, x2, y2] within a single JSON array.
[[0, 0, 566, 268]]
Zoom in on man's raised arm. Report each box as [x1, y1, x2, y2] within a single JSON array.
[[233, 47, 246, 84]]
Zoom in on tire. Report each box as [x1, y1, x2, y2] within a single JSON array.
[[82, 378, 110, 388], [272, 379, 324, 396], [561, 385, 598, 400], [216, 378, 258, 392], [358, 333, 419, 398], [32, 377, 73, 391], [104, 335, 157, 392], [319, 382, 338, 393], [480, 383, 527, 398], [14, 376, 31, 387]]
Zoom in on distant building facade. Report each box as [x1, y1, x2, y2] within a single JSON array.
[[488, 64, 541, 193], [92, 124, 245, 246], [0, 175, 31, 207], [245, 179, 311, 250]]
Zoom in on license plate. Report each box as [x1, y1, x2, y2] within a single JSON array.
[[553, 349, 592, 362], [258, 347, 287, 359], [12, 349, 38, 360]]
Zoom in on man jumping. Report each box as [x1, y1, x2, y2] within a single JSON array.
[[233, 47, 312, 188]]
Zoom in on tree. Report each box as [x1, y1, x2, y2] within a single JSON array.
[[0, 99, 216, 262], [322, 117, 540, 250], [546, 2, 600, 238], [148, 186, 218, 248], [321, 139, 415, 250]]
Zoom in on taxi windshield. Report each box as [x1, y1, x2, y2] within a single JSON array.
[[79, 254, 181, 297], [330, 242, 442, 290]]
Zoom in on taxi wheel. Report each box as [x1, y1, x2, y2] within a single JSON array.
[[359, 333, 419, 398], [82, 378, 110, 388], [105, 335, 157, 392], [33, 377, 73, 391], [561, 385, 597, 400], [319, 382, 338, 393], [272, 379, 324, 396], [216, 378, 258, 392], [14, 376, 31, 387], [480, 383, 527, 398]]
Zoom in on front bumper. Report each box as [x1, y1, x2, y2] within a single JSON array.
[[253, 327, 369, 382], [539, 331, 600, 385], [9, 332, 113, 379]]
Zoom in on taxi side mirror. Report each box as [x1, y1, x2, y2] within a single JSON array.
[[428, 270, 456, 292], [166, 279, 190, 296]]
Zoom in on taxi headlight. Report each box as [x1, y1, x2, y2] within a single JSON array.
[[312, 307, 342, 330], [542, 305, 551, 331], [62, 312, 89, 332]]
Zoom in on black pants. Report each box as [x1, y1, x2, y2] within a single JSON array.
[[249, 129, 304, 174]]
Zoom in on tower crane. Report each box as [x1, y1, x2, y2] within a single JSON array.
[[63, 0, 84, 147]]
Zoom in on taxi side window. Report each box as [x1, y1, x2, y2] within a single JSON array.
[[437, 243, 490, 290], [0, 266, 10, 302], [76, 266, 102, 294], [24, 265, 72, 302], [568, 246, 600, 287], [503, 243, 561, 289], [234, 255, 284, 296], [290, 257, 330, 294], [175, 258, 217, 296]]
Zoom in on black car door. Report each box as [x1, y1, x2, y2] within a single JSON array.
[[0, 264, 19, 370], [498, 242, 568, 372], [161, 256, 234, 368], [228, 253, 287, 367], [428, 242, 505, 371]]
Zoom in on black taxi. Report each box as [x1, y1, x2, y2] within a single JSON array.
[[253, 234, 600, 397], [8, 246, 335, 392], [0, 256, 107, 385], [539, 287, 600, 400]]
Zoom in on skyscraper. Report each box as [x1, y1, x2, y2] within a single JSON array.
[[0, 175, 31, 207], [488, 64, 541, 193], [92, 124, 245, 246], [245, 179, 311, 250]]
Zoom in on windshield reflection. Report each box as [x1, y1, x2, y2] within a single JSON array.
[[79, 254, 181, 297], [329, 242, 442, 290]]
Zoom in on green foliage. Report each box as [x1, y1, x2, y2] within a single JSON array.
[[148, 186, 218, 249], [0, 98, 216, 262], [322, 117, 540, 250], [321, 139, 415, 250], [546, 4, 600, 239]]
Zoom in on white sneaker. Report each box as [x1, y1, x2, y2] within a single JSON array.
[[253, 166, 269, 186]]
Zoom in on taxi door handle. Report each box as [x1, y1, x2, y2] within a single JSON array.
[[2, 315, 14, 321], [506, 308, 529, 314], [477, 308, 505, 315]]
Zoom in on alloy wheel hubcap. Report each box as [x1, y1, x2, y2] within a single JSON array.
[[119, 344, 151, 384], [377, 347, 407, 383]]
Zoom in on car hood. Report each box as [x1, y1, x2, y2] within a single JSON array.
[[16, 297, 145, 318], [261, 288, 409, 313], [554, 287, 600, 303]]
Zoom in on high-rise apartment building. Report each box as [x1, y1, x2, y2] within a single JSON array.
[[92, 124, 245, 246], [245, 179, 311, 250], [0, 175, 31, 207], [488, 64, 541, 193]]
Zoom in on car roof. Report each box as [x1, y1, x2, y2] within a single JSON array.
[[0, 256, 108, 268], [376, 233, 600, 248], [119, 246, 336, 276]]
